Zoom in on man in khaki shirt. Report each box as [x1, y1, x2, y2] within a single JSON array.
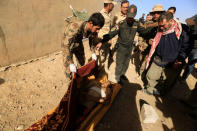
[[97, 0, 115, 69], [99, 0, 129, 82], [99, 0, 115, 38]]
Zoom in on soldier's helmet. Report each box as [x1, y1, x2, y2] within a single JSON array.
[[127, 4, 137, 18]]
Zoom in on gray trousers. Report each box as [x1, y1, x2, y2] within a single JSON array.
[[115, 45, 132, 81], [146, 62, 179, 93]]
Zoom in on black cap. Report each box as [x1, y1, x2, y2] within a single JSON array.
[[127, 4, 137, 18]]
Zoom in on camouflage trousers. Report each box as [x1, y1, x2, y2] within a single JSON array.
[[63, 44, 85, 82], [139, 53, 148, 75], [97, 42, 111, 71]]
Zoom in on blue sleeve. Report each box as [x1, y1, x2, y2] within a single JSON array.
[[177, 30, 190, 62]]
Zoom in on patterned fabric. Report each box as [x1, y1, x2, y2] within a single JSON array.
[[25, 60, 120, 131], [25, 61, 97, 131], [98, 8, 112, 38], [146, 19, 182, 69], [97, 9, 113, 68], [113, 12, 126, 26]]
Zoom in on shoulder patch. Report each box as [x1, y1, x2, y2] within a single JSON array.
[[119, 20, 124, 24], [118, 20, 125, 26]]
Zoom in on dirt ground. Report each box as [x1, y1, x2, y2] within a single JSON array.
[[0, 42, 197, 131]]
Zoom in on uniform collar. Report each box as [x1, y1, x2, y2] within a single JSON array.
[[120, 12, 126, 17], [83, 21, 91, 37], [101, 8, 111, 16]]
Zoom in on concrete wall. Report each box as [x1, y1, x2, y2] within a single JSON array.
[[0, 0, 120, 67]]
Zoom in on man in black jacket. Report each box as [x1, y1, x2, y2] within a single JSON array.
[[142, 12, 189, 96]]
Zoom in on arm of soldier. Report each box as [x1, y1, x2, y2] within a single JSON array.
[[89, 33, 103, 52], [95, 30, 118, 51], [101, 28, 119, 43], [95, 27, 119, 50], [137, 22, 157, 36], [62, 23, 78, 65]]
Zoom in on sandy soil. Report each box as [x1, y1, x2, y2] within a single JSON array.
[[0, 42, 196, 131], [0, 52, 67, 131]]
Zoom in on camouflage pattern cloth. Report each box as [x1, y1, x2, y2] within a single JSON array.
[[62, 17, 100, 80], [137, 20, 158, 75], [138, 20, 158, 40], [98, 8, 113, 38], [113, 12, 127, 26], [97, 8, 113, 70], [138, 36, 148, 51], [137, 20, 154, 58], [138, 20, 159, 56]]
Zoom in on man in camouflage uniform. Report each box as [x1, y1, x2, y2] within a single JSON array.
[[104, 0, 129, 83], [62, 13, 104, 81], [97, 0, 115, 69]]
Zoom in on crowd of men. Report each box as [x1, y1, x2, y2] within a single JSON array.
[[62, 0, 197, 105]]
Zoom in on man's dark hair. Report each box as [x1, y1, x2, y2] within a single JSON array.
[[88, 13, 105, 28], [158, 12, 174, 22], [121, 0, 129, 6], [168, 6, 176, 13], [104, 3, 109, 7]]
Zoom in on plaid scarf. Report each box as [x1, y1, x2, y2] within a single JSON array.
[[146, 18, 182, 69]]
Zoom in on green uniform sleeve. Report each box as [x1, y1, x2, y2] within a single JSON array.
[[101, 26, 119, 43], [137, 24, 150, 36], [137, 22, 158, 36], [62, 22, 79, 65]]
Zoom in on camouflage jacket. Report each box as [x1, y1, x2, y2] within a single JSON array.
[[62, 18, 100, 64], [139, 20, 158, 40], [113, 12, 126, 26]]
